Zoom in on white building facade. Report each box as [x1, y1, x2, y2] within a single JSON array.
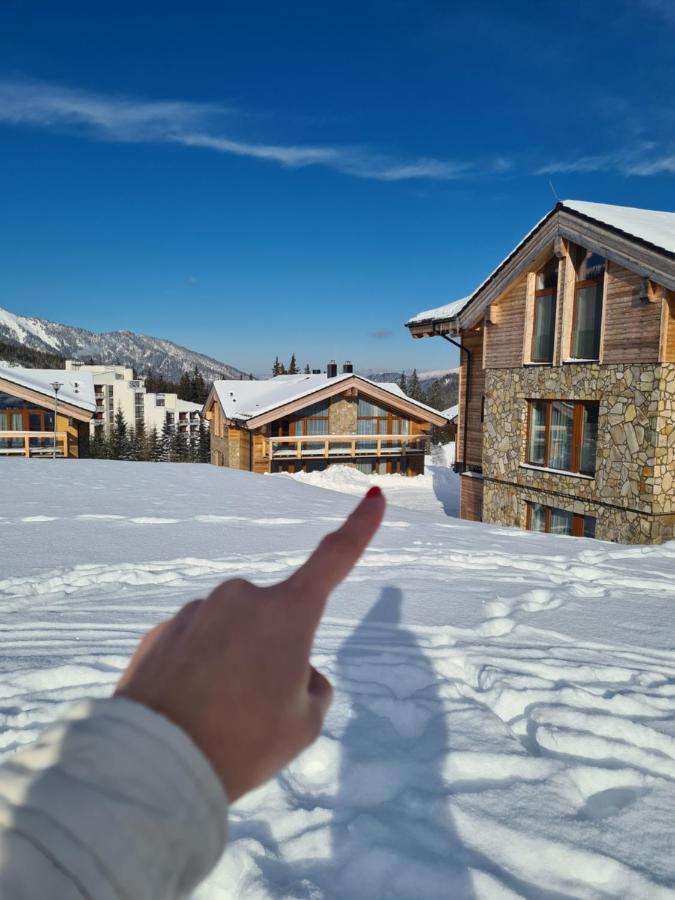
[[64, 361, 202, 438]]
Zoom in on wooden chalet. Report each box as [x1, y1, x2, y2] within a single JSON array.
[[203, 365, 448, 476], [0, 368, 95, 458], [407, 200, 675, 544]]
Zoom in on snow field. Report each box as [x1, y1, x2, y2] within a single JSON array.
[[1, 459, 675, 897]]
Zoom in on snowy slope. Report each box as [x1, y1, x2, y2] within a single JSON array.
[[1, 461, 675, 898], [0, 305, 247, 382]]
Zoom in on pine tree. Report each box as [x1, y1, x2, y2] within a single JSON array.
[[408, 369, 425, 403], [89, 428, 108, 459], [398, 371, 408, 394], [147, 426, 161, 462], [304, 363, 311, 374], [173, 428, 189, 462], [272, 356, 283, 377], [160, 419, 174, 462], [110, 409, 131, 459], [287, 353, 299, 375], [131, 420, 147, 461], [179, 371, 192, 401], [197, 420, 211, 463]]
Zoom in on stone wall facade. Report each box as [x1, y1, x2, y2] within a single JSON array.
[[210, 429, 228, 467], [329, 396, 357, 434], [482, 363, 675, 544]]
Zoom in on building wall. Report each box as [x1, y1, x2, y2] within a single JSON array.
[[480, 258, 665, 372], [459, 473, 484, 520], [601, 263, 663, 364], [481, 363, 675, 543], [329, 395, 357, 433], [457, 327, 485, 468]]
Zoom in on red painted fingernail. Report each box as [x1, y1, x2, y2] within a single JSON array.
[[366, 486, 382, 499]]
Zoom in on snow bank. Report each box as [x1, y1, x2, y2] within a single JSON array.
[[1, 460, 675, 898]]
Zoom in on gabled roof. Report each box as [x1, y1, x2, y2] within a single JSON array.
[[406, 199, 675, 335], [563, 200, 675, 256], [205, 373, 448, 427], [0, 367, 96, 415]]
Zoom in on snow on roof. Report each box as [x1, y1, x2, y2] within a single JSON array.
[[562, 199, 675, 256], [405, 296, 471, 326], [406, 199, 675, 329], [0, 367, 96, 412], [442, 404, 458, 421], [212, 373, 447, 422]]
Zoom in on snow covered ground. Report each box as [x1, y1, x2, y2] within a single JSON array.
[[2, 459, 675, 898], [272, 446, 459, 518]]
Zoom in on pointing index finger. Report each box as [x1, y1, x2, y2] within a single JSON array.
[[287, 486, 385, 630]]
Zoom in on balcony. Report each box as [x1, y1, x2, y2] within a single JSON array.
[[265, 433, 427, 460], [0, 431, 69, 458]]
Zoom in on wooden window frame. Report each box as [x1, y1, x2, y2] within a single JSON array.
[[570, 268, 604, 361], [526, 501, 594, 537], [526, 399, 598, 475], [530, 259, 559, 363]]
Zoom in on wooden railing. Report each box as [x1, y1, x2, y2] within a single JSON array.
[[0, 431, 69, 458], [266, 433, 427, 459]]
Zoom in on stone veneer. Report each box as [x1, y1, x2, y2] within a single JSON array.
[[329, 395, 357, 433], [210, 429, 228, 467], [482, 363, 675, 544]]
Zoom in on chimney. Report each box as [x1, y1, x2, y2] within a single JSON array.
[[326, 360, 338, 378], [342, 361, 353, 374]]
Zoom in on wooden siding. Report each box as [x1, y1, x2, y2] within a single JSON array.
[[662, 290, 675, 363], [460, 474, 484, 521], [483, 272, 528, 368], [457, 327, 485, 468], [601, 262, 663, 364]]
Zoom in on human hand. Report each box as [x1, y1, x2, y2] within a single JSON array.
[[115, 486, 386, 802]]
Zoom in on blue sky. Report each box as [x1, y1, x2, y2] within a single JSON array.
[[2, 0, 675, 374]]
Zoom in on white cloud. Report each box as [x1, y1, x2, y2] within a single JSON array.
[[0, 78, 469, 182]]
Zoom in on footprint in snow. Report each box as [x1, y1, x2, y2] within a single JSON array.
[[21, 516, 59, 523], [128, 517, 180, 525]]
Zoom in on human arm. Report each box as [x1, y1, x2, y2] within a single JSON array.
[[0, 487, 385, 898]]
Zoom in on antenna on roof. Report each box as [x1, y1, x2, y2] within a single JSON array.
[[548, 179, 560, 202]]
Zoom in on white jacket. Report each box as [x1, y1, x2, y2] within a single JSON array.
[[0, 698, 228, 899]]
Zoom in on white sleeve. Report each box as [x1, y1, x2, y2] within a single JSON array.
[[0, 697, 228, 900]]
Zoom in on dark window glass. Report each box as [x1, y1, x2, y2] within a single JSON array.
[[528, 502, 596, 540], [580, 404, 599, 476], [572, 250, 604, 359], [549, 507, 574, 535], [527, 400, 598, 475], [528, 401, 547, 465], [583, 516, 596, 539], [530, 503, 547, 532], [531, 258, 558, 362], [549, 401, 574, 471]]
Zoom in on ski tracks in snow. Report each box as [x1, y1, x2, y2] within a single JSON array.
[[2, 508, 675, 897]]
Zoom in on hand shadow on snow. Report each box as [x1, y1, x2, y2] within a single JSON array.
[[325, 585, 474, 899], [244, 590, 544, 899]]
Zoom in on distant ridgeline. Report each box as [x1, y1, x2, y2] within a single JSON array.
[[0, 339, 212, 405], [0, 338, 66, 369]]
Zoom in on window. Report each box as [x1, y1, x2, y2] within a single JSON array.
[[571, 249, 605, 359], [277, 400, 329, 452], [357, 398, 409, 450], [531, 257, 558, 362], [528, 502, 596, 538], [527, 400, 599, 475], [156, 398, 165, 407]]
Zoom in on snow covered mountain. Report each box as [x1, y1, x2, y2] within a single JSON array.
[[0, 306, 248, 382]]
